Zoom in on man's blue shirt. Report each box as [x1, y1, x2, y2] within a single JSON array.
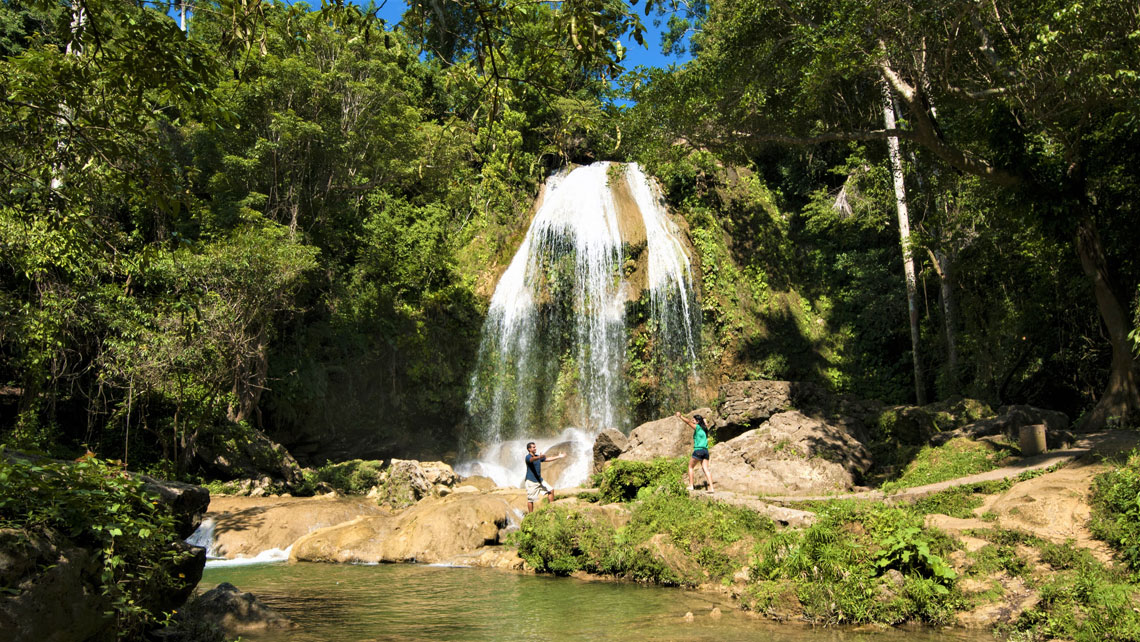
[[525, 453, 543, 482]]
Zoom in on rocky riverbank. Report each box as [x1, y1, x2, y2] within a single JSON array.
[[190, 381, 1140, 639]]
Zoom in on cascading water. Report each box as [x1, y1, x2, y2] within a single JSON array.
[[459, 162, 699, 487]]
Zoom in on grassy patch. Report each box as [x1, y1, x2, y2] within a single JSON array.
[[910, 486, 986, 518], [881, 438, 1015, 492], [1007, 546, 1140, 642], [514, 489, 773, 586], [748, 501, 962, 625]]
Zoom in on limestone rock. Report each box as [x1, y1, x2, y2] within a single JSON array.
[[711, 410, 872, 496], [458, 475, 498, 491], [445, 546, 526, 570], [189, 582, 295, 633], [592, 428, 628, 473], [716, 381, 880, 443], [207, 496, 388, 559], [138, 475, 211, 539], [640, 533, 701, 584], [290, 490, 529, 564], [381, 459, 436, 508], [419, 461, 460, 487], [620, 408, 713, 461], [0, 530, 107, 642], [197, 426, 305, 489]]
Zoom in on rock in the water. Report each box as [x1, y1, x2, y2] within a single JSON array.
[[290, 490, 528, 564], [206, 495, 388, 559], [189, 582, 295, 633], [711, 410, 872, 495], [138, 475, 211, 539], [620, 408, 714, 461], [592, 428, 628, 473]]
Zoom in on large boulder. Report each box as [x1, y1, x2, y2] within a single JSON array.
[[592, 428, 628, 473], [711, 411, 873, 496], [716, 381, 880, 443], [205, 496, 389, 559], [138, 475, 211, 539], [0, 530, 106, 642], [619, 407, 714, 461], [197, 424, 305, 490], [290, 490, 527, 564], [187, 582, 295, 633], [380, 459, 438, 508]]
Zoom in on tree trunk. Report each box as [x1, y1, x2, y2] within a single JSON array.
[[228, 326, 270, 425], [928, 248, 960, 395], [1075, 213, 1140, 429], [882, 81, 926, 404]]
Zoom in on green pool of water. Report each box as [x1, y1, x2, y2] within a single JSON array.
[[201, 562, 990, 642]]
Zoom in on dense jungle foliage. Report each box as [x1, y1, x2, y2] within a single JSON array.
[[1, 0, 1138, 482]]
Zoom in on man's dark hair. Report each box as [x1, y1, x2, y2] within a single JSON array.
[[526, 441, 535, 449]]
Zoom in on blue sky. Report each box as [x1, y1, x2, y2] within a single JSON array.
[[367, 0, 691, 72]]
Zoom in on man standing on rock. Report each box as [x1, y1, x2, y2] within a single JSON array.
[[676, 412, 715, 493], [525, 442, 565, 512]]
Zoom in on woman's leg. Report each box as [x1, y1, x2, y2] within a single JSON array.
[[687, 458, 697, 490], [701, 458, 714, 492]]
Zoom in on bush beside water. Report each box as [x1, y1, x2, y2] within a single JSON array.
[[0, 449, 196, 639]]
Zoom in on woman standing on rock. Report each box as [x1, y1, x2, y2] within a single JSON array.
[[676, 412, 714, 493]]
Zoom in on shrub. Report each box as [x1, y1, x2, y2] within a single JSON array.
[[1090, 449, 1140, 573], [595, 457, 687, 503], [0, 449, 194, 639], [513, 506, 617, 575], [625, 490, 774, 581], [315, 459, 387, 495], [1011, 550, 1140, 642]]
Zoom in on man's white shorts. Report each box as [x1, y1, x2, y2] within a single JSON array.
[[525, 480, 553, 502]]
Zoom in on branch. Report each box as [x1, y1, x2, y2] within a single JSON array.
[[878, 50, 1023, 187]]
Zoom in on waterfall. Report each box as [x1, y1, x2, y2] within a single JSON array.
[[460, 162, 699, 487]]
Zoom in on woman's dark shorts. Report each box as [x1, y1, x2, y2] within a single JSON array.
[[691, 448, 709, 461]]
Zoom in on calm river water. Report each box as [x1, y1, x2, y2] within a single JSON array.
[[200, 562, 992, 642]]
